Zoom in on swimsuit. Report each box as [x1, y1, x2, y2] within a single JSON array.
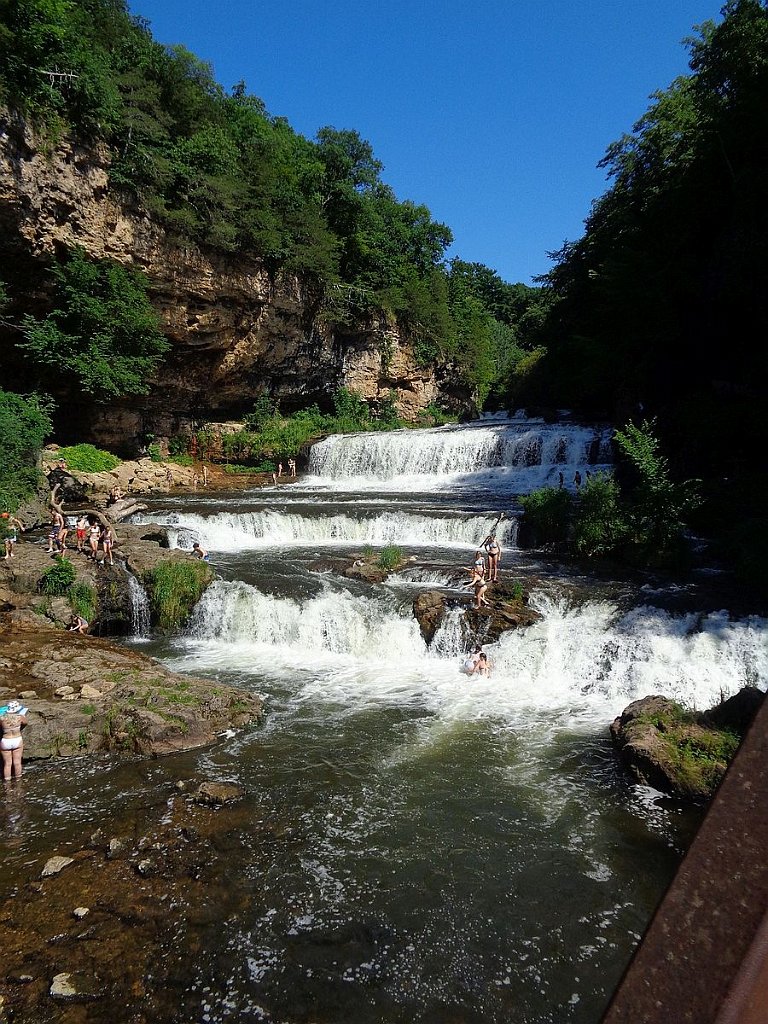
[[1, 736, 22, 751]]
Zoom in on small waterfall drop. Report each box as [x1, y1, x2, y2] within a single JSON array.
[[141, 509, 517, 552], [306, 417, 613, 492], [126, 573, 151, 640]]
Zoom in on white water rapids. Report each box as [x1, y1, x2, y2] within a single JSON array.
[[114, 415, 768, 1023]]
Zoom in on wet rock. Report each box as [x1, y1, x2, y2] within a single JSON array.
[[135, 859, 155, 877], [343, 561, 389, 584], [193, 782, 246, 806], [705, 686, 764, 734], [610, 694, 745, 800], [41, 856, 74, 878], [413, 590, 447, 645], [49, 971, 102, 1001], [107, 838, 127, 860]]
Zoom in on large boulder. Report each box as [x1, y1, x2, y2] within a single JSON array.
[[413, 590, 447, 645], [610, 693, 750, 801]]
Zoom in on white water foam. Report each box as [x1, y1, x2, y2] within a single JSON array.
[[305, 419, 612, 493], [137, 509, 517, 552], [176, 582, 768, 729]]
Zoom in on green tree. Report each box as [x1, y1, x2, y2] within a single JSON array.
[[18, 248, 169, 401], [0, 388, 53, 511]]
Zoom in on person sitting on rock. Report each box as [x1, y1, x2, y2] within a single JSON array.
[[192, 542, 209, 561], [68, 614, 89, 634]]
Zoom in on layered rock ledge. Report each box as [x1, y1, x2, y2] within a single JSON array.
[[0, 621, 261, 758]]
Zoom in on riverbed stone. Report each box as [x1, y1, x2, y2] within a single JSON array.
[[413, 590, 447, 645], [73, 907, 90, 919], [41, 856, 74, 878], [193, 782, 246, 806], [79, 683, 102, 700], [50, 971, 102, 1001]]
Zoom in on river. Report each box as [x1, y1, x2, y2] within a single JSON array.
[[6, 416, 768, 1023]]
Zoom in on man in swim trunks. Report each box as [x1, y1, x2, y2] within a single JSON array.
[[0, 699, 28, 781], [192, 542, 209, 561]]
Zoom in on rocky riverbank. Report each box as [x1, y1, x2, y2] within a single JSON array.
[[0, 621, 261, 759], [0, 777, 263, 1023]]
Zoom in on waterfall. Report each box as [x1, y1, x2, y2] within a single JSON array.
[[126, 573, 151, 640], [305, 418, 613, 492], [179, 582, 768, 721], [138, 509, 518, 552]]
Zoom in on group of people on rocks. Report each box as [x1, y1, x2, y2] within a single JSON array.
[[464, 528, 502, 610], [271, 458, 297, 486], [46, 509, 114, 565]]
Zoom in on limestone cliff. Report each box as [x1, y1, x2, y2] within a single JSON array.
[[0, 112, 471, 451]]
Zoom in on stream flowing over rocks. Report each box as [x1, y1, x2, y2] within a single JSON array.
[[2, 416, 767, 1024]]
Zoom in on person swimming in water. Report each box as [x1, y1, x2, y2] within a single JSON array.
[[461, 645, 483, 675], [471, 652, 491, 677]]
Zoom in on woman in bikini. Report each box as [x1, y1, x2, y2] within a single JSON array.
[[1, 699, 28, 781], [482, 531, 501, 582], [88, 519, 101, 560], [100, 524, 114, 566]]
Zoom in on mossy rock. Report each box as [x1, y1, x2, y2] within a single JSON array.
[[610, 694, 754, 801]]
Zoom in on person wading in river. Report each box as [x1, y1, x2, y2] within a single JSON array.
[[0, 699, 28, 781]]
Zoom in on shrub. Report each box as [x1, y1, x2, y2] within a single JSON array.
[[168, 435, 189, 458], [148, 443, 162, 463], [572, 472, 628, 557], [39, 556, 77, 595], [57, 443, 120, 473], [520, 486, 571, 546], [377, 545, 404, 570], [143, 559, 213, 631], [69, 581, 96, 621]]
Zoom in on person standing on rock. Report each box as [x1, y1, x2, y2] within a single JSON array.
[[202, 465, 209, 488], [481, 531, 501, 582], [100, 523, 115, 566], [1, 512, 24, 560], [0, 699, 28, 781], [75, 514, 88, 553], [87, 519, 100, 560], [52, 507, 66, 553]]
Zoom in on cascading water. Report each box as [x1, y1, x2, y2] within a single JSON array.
[[305, 416, 613, 492], [126, 572, 151, 640], [115, 415, 768, 1024]]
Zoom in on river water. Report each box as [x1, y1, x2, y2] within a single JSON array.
[[6, 417, 768, 1023]]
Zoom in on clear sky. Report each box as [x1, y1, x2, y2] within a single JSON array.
[[127, 0, 725, 285]]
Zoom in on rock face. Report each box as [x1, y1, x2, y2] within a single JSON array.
[[413, 590, 447, 644], [0, 112, 472, 451]]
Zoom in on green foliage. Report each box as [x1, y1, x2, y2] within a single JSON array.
[[143, 558, 212, 630], [57, 442, 120, 472], [519, 487, 572, 546], [614, 420, 700, 553], [147, 442, 162, 462], [18, 248, 169, 401], [572, 472, 628, 557], [167, 435, 188, 457], [418, 404, 456, 427], [0, 388, 53, 512], [39, 555, 76, 595], [0, 3, 548, 408], [377, 545, 404, 570], [69, 581, 96, 620], [223, 462, 274, 474]]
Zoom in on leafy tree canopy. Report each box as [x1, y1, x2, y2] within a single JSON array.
[[18, 248, 169, 401]]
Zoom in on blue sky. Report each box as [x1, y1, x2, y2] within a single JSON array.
[[128, 0, 725, 285]]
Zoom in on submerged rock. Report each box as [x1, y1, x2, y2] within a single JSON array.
[[193, 782, 246, 806], [41, 856, 74, 878]]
